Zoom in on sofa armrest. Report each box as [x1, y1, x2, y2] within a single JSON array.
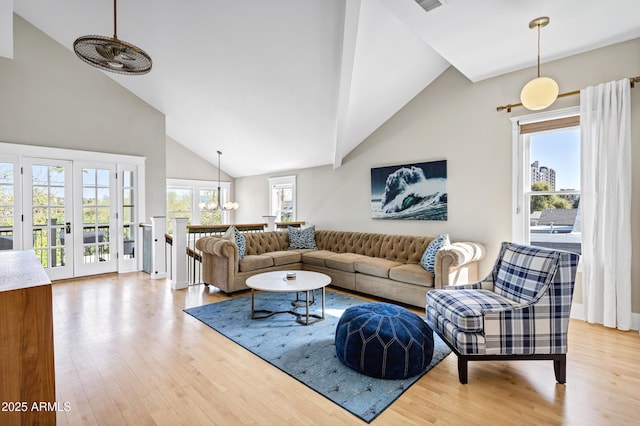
[[435, 242, 486, 288], [196, 236, 237, 262], [195, 236, 239, 292]]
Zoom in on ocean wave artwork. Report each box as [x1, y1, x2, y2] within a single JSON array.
[[371, 160, 447, 221]]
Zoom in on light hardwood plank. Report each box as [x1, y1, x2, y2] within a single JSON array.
[[42, 272, 640, 425]]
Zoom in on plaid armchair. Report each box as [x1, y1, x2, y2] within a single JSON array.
[[426, 242, 580, 384]]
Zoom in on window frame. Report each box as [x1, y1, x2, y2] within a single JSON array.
[[268, 175, 296, 222], [166, 178, 232, 227], [511, 106, 581, 245]]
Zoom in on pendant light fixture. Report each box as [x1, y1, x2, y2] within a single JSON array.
[[520, 17, 558, 110], [73, 0, 152, 75], [199, 151, 239, 212]]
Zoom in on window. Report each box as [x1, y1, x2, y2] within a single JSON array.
[[268, 176, 296, 222], [166, 179, 231, 232], [167, 187, 193, 232], [512, 107, 581, 254]]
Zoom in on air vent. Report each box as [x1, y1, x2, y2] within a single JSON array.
[[415, 0, 446, 13]]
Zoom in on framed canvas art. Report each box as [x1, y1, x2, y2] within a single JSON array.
[[370, 160, 447, 220]]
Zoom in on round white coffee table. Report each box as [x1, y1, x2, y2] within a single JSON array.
[[245, 270, 331, 325]]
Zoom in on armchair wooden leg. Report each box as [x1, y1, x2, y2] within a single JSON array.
[[553, 354, 566, 384], [458, 356, 468, 384]]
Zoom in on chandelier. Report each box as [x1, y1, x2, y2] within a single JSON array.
[[199, 151, 239, 211]]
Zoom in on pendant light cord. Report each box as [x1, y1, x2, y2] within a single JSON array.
[[537, 23, 541, 78]]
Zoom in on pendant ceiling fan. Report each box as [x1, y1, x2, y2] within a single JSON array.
[[73, 0, 152, 75]]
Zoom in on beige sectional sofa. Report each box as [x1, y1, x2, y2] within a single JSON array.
[[195, 230, 485, 308]]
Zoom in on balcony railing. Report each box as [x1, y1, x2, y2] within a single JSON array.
[[162, 221, 305, 286]]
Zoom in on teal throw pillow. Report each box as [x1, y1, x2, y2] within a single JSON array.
[[223, 225, 246, 259], [288, 225, 317, 250], [420, 234, 450, 273]]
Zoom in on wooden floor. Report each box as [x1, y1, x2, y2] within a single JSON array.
[[46, 272, 639, 425]]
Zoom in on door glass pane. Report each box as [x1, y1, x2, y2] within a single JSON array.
[[32, 165, 67, 269], [122, 170, 135, 259], [0, 163, 14, 250], [83, 168, 96, 186], [97, 188, 110, 204], [32, 165, 48, 184], [82, 168, 111, 263], [83, 188, 96, 205], [49, 167, 64, 185], [50, 186, 65, 206], [33, 186, 47, 206], [97, 207, 109, 224]]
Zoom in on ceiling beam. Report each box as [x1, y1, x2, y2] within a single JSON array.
[[332, 0, 362, 169]]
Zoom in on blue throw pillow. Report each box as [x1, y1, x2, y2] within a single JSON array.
[[420, 234, 450, 273], [223, 225, 246, 259], [288, 225, 317, 250]]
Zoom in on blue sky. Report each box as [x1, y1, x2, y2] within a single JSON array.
[[530, 128, 580, 190]]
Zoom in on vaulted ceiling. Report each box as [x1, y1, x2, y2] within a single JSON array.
[[7, 0, 640, 177]]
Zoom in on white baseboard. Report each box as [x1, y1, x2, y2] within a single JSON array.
[[571, 302, 640, 331]]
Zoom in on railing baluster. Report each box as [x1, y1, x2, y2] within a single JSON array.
[[144, 221, 305, 286]]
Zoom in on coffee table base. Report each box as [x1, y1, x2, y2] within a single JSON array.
[[251, 287, 325, 326]]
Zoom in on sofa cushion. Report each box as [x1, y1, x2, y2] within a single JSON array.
[[266, 250, 301, 266], [223, 225, 247, 260], [426, 289, 518, 333], [355, 258, 402, 278], [288, 225, 318, 249], [389, 264, 434, 287], [325, 253, 369, 273], [239, 255, 274, 272], [420, 234, 449, 273], [301, 250, 335, 267]]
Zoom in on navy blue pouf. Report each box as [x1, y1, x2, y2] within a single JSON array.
[[335, 302, 434, 379]]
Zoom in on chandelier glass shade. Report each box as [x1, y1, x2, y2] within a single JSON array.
[[520, 76, 559, 111], [520, 17, 558, 110]]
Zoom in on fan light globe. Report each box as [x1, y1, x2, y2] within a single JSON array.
[[520, 76, 559, 110]]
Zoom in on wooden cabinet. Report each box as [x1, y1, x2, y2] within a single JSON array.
[[0, 250, 56, 425]]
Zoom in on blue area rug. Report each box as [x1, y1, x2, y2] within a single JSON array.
[[184, 290, 451, 423]]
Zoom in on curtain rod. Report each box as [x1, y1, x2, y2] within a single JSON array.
[[496, 75, 640, 112]]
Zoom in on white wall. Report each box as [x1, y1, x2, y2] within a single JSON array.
[[166, 136, 233, 183], [236, 38, 640, 313], [0, 15, 166, 216]]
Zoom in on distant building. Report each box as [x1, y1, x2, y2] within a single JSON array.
[[558, 189, 579, 204], [532, 208, 578, 233], [531, 161, 556, 190]]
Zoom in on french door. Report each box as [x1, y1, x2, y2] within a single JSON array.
[[74, 163, 118, 276], [22, 158, 118, 279], [22, 158, 74, 280]]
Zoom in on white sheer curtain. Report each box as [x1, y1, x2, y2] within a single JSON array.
[[580, 78, 632, 330]]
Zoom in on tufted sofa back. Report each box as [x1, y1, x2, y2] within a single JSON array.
[[241, 229, 433, 265], [244, 231, 289, 255], [315, 230, 432, 264], [380, 234, 432, 264], [315, 230, 384, 257]]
